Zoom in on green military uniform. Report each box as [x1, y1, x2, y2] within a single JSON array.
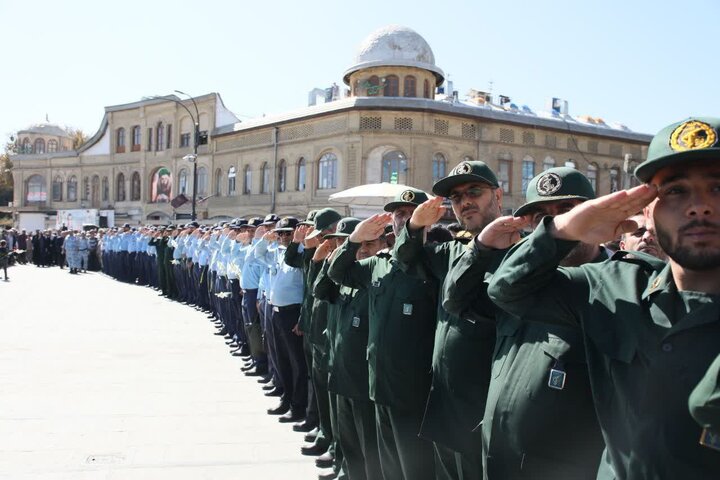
[[444, 167, 607, 479], [689, 353, 720, 451], [314, 218, 382, 480], [394, 161, 505, 480], [328, 188, 437, 480]]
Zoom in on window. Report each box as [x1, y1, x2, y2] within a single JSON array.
[[498, 161, 511, 194], [180, 117, 192, 147], [102, 177, 109, 201], [403, 76, 417, 97], [432, 153, 447, 183], [522, 157, 535, 194], [52, 176, 63, 201], [156, 123, 164, 151], [228, 166, 237, 194], [261, 162, 270, 193], [610, 167, 620, 193], [147, 128, 152, 151], [132, 126, 141, 151], [178, 169, 188, 194], [166, 124, 172, 149], [197, 166, 208, 196], [423, 79, 430, 98], [116, 173, 126, 201], [543, 156, 556, 171], [91, 176, 100, 205], [243, 165, 252, 194], [381, 150, 407, 185], [366, 75, 380, 96], [67, 175, 78, 202], [214, 168, 222, 197], [297, 157, 306, 191], [384, 75, 399, 97], [25, 175, 46, 204], [180, 133, 191, 148], [587, 164, 598, 193], [116, 128, 126, 153], [21, 138, 31, 153], [47, 140, 57, 153], [318, 152, 338, 190], [131, 172, 141, 201], [34, 138, 45, 154], [278, 159, 287, 192], [82, 177, 89, 201]]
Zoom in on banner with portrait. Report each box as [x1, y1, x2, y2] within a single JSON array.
[[151, 167, 173, 203]]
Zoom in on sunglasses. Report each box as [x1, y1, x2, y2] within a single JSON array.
[[277, 231, 293, 236], [447, 186, 494, 204]]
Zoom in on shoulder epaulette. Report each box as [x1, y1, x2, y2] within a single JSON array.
[[610, 249, 667, 273]]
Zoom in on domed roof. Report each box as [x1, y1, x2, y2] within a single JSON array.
[[343, 25, 444, 85], [18, 122, 71, 138]]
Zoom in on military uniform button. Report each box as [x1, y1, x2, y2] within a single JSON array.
[[662, 343, 673, 353]]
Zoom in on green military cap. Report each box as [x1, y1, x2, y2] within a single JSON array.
[[514, 167, 595, 217], [384, 187, 431, 212], [307, 208, 343, 240], [325, 217, 361, 238], [635, 117, 720, 182], [299, 210, 319, 226], [432, 160, 499, 197]]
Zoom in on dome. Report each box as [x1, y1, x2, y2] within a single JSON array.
[[18, 122, 71, 138], [343, 25, 444, 85]]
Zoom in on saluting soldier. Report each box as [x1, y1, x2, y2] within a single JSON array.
[[444, 167, 608, 479], [328, 187, 437, 480], [485, 117, 720, 478]]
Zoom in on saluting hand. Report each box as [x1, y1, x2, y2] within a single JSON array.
[[255, 226, 267, 240], [304, 231, 321, 249], [349, 213, 392, 243], [293, 224, 311, 244], [312, 239, 335, 262], [409, 196, 445, 230], [477, 216, 530, 249], [552, 184, 658, 244]]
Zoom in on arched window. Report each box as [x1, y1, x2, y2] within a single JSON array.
[[381, 150, 407, 185], [423, 79, 430, 98], [277, 159, 287, 192], [156, 122, 164, 151], [178, 169, 188, 195], [366, 75, 380, 96], [34, 138, 45, 154], [384, 75, 399, 97], [82, 177, 89, 201], [297, 157, 306, 191], [116, 128, 126, 153], [543, 156, 556, 171], [102, 177, 109, 201], [243, 165, 252, 194], [318, 153, 338, 189], [131, 172, 141, 201], [261, 162, 270, 193], [67, 175, 78, 202], [197, 166, 208, 196], [47, 140, 58, 153], [522, 156, 536, 194], [116, 173, 126, 201], [610, 167, 620, 193], [21, 138, 31, 154], [52, 176, 63, 201], [404, 76, 417, 97], [25, 175, 46, 205], [587, 164, 598, 193], [432, 153, 447, 183], [228, 166, 237, 195], [214, 168, 222, 197], [132, 126, 141, 151]]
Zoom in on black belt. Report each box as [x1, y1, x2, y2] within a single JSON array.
[[242, 288, 258, 294], [272, 304, 300, 312]]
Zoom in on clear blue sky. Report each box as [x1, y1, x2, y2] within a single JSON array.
[[2, 0, 718, 143]]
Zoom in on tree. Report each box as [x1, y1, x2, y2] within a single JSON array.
[[0, 139, 15, 207], [66, 127, 88, 150]]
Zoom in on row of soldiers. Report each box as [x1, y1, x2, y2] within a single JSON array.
[[97, 116, 720, 480]]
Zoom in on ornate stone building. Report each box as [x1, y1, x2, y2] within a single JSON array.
[[8, 25, 652, 227]]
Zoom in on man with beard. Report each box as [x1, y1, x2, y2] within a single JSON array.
[[328, 188, 437, 480], [391, 160, 502, 480], [485, 117, 720, 478], [619, 212, 668, 260], [443, 167, 607, 479]]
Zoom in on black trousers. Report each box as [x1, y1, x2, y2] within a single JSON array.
[[272, 304, 307, 414], [241, 288, 265, 362]]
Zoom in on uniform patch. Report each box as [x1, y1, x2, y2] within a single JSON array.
[[548, 368, 567, 390], [670, 120, 717, 152], [352, 316, 361, 327], [401, 190, 416, 202], [402, 303, 413, 315], [454, 162, 473, 175], [536, 172, 562, 196]]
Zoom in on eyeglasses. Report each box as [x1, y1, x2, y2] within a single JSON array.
[[447, 186, 494, 204], [277, 231, 292, 236]]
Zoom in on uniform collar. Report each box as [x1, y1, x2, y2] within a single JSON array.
[[641, 262, 674, 301]]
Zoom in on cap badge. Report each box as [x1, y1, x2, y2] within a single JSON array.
[[401, 190, 416, 202], [454, 162, 472, 175], [536, 172, 562, 196], [670, 120, 717, 152], [337, 221, 345, 231]]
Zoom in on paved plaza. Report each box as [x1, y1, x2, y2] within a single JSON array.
[[0, 264, 318, 479]]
